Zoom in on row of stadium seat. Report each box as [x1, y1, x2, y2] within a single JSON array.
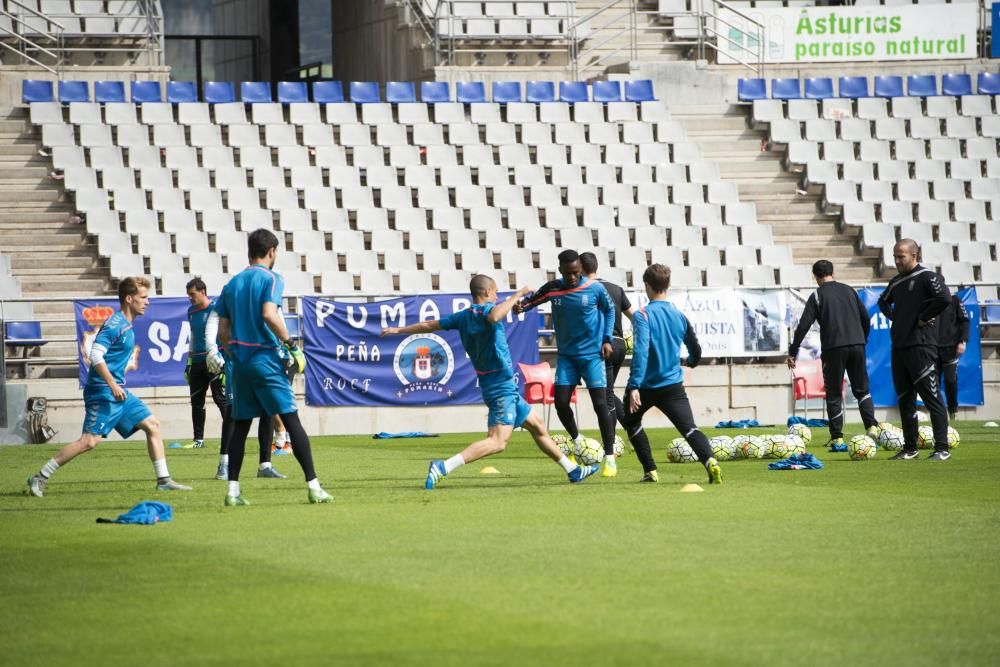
[[739, 73, 1000, 101], [756, 97, 1000, 124], [22, 79, 656, 105]]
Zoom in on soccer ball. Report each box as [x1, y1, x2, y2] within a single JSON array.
[[946, 426, 960, 449], [916, 411, 929, 422], [710, 435, 736, 461], [744, 436, 770, 459], [787, 423, 812, 445], [771, 434, 805, 459], [552, 433, 574, 457], [666, 437, 698, 463], [731, 435, 751, 459], [877, 427, 905, 451], [848, 434, 877, 460], [613, 434, 625, 457], [917, 425, 935, 449], [574, 437, 603, 466], [866, 423, 885, 442], [759, 434, 786, 459]]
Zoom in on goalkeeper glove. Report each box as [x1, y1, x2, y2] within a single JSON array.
[[206, 348, 225, 376], [184, 357, 192, 384], [284, 340, 306, 376]]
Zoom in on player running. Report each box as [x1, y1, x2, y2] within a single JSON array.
[[210, 229, 330, 505], [185, 277, 228, 450], [27, 277, 191, 496], [513, 250, 619, 477], [381, 275, 600, 489], [621, 264, 721, 485]]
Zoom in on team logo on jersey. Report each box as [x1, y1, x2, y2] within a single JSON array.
[[392, 333, 455, 396]]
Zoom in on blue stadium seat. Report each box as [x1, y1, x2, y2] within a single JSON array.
[[285, 313, 301, 340], [526, 80, 555, 103], [907, 74, 937, 97], [941, 73, 972, 97], [625, 79, 656, 102], [492, 80, 522, 103], [592, 80, 623, 102], [350, 81, 381, 103], [22, 79, 54, 103], [312, 80, 344, 103], [167, 81, 198, 103], [770, 78, 801, 100], [203, 81, 235, 104], [559, 80, 588, 103], [94, 81, 125, 103], [58, 80, 89, 103], [456, 81, 487, 103], [420, 81, 451, 102], [386, 81, 417, 103], [240, 81, 272, 103], [978, 72, 1000, 95], [737, 78, 766, 102], [131, 80, 162, 103], [277, 81, 308, 103], [873, 75, 904, 98], [4, 321, 48, 353], [803, 77, 833, 100], [838, 76, 868, 99]]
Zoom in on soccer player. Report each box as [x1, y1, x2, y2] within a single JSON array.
[[381, 276, 599, 489], [620, 264, 721, 485], [935, 284, 970, 420], [210, 229, 330, 505], [27, 277, 191, 496], [185, 277, 228, 450], [513, 250, 620, 476], [787, 260, 878, 449], [877, 239, 953, 460]]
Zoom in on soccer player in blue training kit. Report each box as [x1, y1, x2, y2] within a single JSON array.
[[185, 277, 229, 450], [27, 277, 191, 496], [381, 275, 600, 489], [621, 264, 722, 485], [514, 250, 620, 477], [210, 229, 330, 505]]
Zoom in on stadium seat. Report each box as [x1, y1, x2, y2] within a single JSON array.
[[420, 81, 451, 103], [130, 80, 162, 103], [804, 78, 833, 100], [907, 74, 938, 97], [624, 80, 656, 102], [384, 81, 415, 104], [94, 81, 126, 103], [941, 73, 973, 97], [456, 81, 488, 103], [838, 76, 869, 99], [559, 81, 589, 103], [874, 75, 904, 98], [977, 72, 1000, 95], [526, 80, 555, 103], [167, 81, 198, 103], [737, 78, 766, 102], [240, 81, 272, 103], [592, 80, 623, 103], [203, 81, 235, 104], [22, 79, 54, 104], [350, 81, 381, 103], [312, 80, 345, 103], [771, 78, 801, 100], [492, 80, 522, 103], [59, 80, 90, 103], [519, 361, 575, 430], [277, 81, 309, 103]]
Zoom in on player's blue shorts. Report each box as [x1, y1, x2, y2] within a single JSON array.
[[82, 390, 152, 438], [486, 392, 532, 428], [231, 351, 295, 421], [555, 355, 606, 388]]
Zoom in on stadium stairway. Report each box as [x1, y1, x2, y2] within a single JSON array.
[[0, 106, 110, 379], [675, 103, 881, 284]]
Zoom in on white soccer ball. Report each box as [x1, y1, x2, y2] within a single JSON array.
[[917, 425, 935, 449], [787, 423, 812, 445], [946, 426, 960, 449], [916, 411, 929, 422], [666, 437, 698, 463], [770, 434, 805, 459], [731, 434, 752, 459], [573, 437, 603, 466], [848, 434, 877, 460], [759, 434, 786, 459], [866, 423, 885, 443], [613, 434, 625, 457], [710, 435, 736, 461], [553, 433, 574, 457], [877, 427, 905, 451], [743, 435, 770, 459]]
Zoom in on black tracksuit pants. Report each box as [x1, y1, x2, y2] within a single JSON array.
[[892, 346, 950, 452], [604, 337, 627, 424], [821, 345, 878, 440], [621, 382, 712, 473], [189, 361, 227, 441], [936, 345, 960, 414]]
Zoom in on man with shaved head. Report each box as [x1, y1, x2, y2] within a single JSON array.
[[877, 239, 953, 460]]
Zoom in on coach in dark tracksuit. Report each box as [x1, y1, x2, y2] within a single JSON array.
[[935, 291, 970, 420], [787, 260, 878, 447], [580, 252, 634, 426], [877, 239, 952, 460]]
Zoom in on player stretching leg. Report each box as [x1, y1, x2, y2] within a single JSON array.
[[514, 250, 619, 477], [620, 265, 721, 485], [185, 277, 229, 450], [211, 229, 330, 505], [381, 276, 600, 489], [27, 277, 191, 496]]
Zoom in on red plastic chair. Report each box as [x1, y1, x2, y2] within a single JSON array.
[[791, 358, 845, 421], [518, 361, 577, 430]]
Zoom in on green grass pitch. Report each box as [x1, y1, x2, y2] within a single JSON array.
[[1, 422, 999, 666]]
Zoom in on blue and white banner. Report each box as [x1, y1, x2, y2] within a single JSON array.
[[74, 297, 193, 389], [302, 294, 540, 407], [859, 287, 984, 408]]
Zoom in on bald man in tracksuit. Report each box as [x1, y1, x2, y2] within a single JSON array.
[[877, 240, 952, 460]]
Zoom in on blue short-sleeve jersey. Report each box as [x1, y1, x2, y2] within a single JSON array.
[[520, 276, 614, 359], [439, 302, 517, 400], [187, 298, 215, 360], [85, 311, 135, 394], [214, 264, 284, 364]]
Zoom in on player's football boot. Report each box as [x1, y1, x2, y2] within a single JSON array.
[[257, 466, 287, 479], [215, 463, 228, 480], [639, 470, 659, 483], [826, 437, 846, 452], [156, 478, 192, 491], [890, 450, 920, 460], [706, 457, 723, 485], [928, 450, 951, 461], [600, 456, 618, 478], [224, 494, 250, 507], [425, 460, 447, 490], [26, 474, 46, 497], [308, 487, 333, 503], [567, 463, 599, 483], [192, 439, 205, 449]]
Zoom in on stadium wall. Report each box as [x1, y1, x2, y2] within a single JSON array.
[[331, 0, 431, 85], [4, 358, 997, 444]]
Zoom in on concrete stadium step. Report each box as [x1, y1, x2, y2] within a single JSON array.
[[20, 278, 108, 293], [9, 255, 97, 270], [0, 143, 42, 157], [736, 181, 801, 197], [0, 188, 63, 203], [753, 201, 821, 216], [1, 230, 83, 245], [0, 220, 77, 233], [680, 116, 749, 133], [15, 267, 108, 279], [0, 166, 51, 179]]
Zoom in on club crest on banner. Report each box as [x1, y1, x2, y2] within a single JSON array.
[[392, 333, 456, 396], [79, 304, 139, 373]]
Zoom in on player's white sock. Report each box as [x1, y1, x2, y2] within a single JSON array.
[[259, 462, 273, 471], [306, 477, 321, 491], [219, 454, 229, 465], [152, 458, 169, 481], [194, 439, 204, 447], [557, 455, 576, 473], [444, 454, 465, 474], [276, 431, 287, 447], [39, 458, 60, 479], [574, 434, 584, 444], [228, 481, 240, 497]]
